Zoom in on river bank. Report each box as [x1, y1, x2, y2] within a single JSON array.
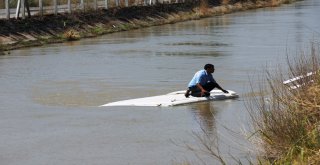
[[0, 0, 298, 53], [248, 44, 320, 164]]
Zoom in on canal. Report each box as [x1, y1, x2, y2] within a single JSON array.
[[0, 0, 319, 164]]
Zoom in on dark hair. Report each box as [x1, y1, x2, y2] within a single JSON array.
[[204, 64, 214, 70]]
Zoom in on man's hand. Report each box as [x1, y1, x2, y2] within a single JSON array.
[[200, 89, 207, 96], [222, 89, 229, 93]]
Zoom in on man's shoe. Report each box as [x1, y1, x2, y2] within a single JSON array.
[[185, 90, 190, 98]]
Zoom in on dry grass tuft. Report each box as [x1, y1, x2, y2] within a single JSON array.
[[63, 29, 81, 41], [199, 0, 209, 15], [221, 0, 229, 5], [247, 43, 320, 164]]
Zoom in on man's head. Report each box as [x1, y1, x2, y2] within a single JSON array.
[[204, 64, 215, 73]]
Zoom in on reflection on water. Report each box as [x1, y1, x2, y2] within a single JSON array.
[[190, 102, 217, 134]]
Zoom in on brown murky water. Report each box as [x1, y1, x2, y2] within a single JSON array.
[[1, 0, 319, 164]]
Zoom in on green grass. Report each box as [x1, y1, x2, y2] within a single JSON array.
[[90, 25, 106, 35]]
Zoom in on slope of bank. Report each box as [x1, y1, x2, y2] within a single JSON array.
[[0, 0, 298, 53]]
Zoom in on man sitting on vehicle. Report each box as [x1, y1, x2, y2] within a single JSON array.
[[185, 64, 229, 98]]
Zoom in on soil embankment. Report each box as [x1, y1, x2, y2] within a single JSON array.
[[0, 0, 297, 52]]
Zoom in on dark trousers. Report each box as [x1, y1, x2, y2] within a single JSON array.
[[189, 82, 218, 97]]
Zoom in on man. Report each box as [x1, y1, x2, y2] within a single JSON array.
[[185, 64, 229, 98]]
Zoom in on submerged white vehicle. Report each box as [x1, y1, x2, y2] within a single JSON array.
[[100, 89, 239, 107]]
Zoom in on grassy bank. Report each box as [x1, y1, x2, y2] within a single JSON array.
[[247, 43, 320, 164], [0, 0, 299, 53], [180, 43, 320, 165]]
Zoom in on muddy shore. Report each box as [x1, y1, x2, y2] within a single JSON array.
[[0, 0, 297, 53]]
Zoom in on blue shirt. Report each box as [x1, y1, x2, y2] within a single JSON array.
[[188, 70, 216, 88]]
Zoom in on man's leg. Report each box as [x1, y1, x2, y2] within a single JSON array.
[[184, 89, 191, 98], [189, 86, 207, 97], [191, 82, 218, 97], [202, 82, 218, 92], [187, 82, 218, 97]]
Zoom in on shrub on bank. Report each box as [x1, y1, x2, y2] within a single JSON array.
[[63, 29, 80, 40], [247, 43, 320, 164]]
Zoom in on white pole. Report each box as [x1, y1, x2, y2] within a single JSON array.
[[5, 0, 10, 19], [104, 0, 108, 9], [21, 0, 25, 19], [68, 0, 71, 13], [39, 0, 43, 16], [15, 0, 21, 19], [94, 0, 97, 10], [53, 0, 57, 15], [125, 0, 128, 7], [80, 0, 84, 10]]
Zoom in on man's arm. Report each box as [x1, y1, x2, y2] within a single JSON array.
[[214, 82, 229, 93]]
